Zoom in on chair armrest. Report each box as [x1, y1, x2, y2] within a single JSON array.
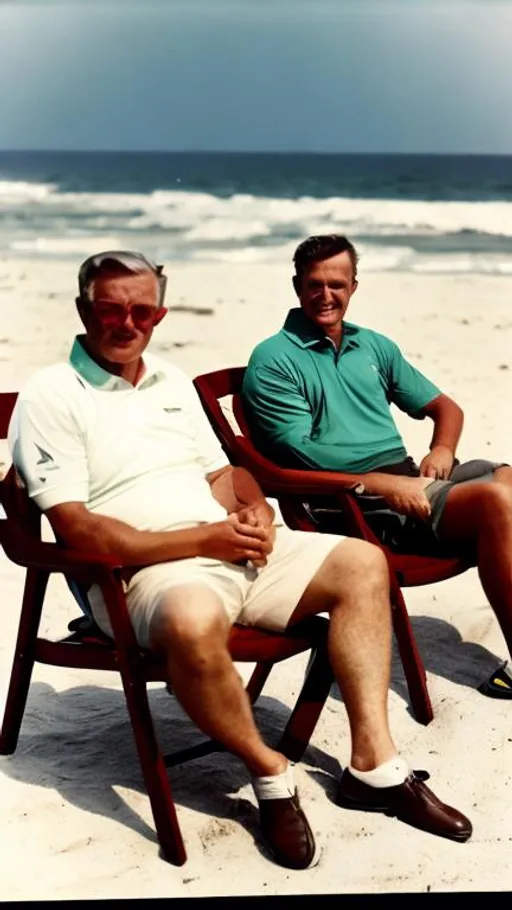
[[0, 518, 122, 582], [0, 517, 142, 649], [231, 437, 380, 542], [232, 436, 360, 496]]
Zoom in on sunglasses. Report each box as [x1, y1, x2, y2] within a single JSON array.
[[92, 300, 163, 328]]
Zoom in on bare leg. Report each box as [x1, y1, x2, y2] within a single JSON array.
[[438, 480, 512, 656], [283, 538, 472, 842], [287, 538, 397, 771], [149, 583, 287, 777]]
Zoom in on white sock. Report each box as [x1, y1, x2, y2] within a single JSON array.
[[252, 762, 295, 800], [348, 756, 409, 789]]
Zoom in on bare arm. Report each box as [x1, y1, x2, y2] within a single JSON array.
[[209, 456, 436, 522], [208, 463, 434, 524], [46, 502, 273, 568], [345, 394, 464, 516], [417, 393, 464, 479], [338, 471, 431, 519], [208, 465, 275, 525]]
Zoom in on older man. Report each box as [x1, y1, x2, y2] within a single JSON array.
[[242, 233, 512, 698], [9, 250, 471, 870]]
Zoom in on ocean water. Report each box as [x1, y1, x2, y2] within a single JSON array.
[[1, 151, 512, 275]]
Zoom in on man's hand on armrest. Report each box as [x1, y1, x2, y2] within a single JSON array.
[[353, 473, 433, 521]]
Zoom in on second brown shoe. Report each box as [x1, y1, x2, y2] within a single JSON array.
[[337, 768, 472, 842], [258, 789, 320, 869]]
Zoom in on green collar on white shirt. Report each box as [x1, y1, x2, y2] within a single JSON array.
[[69, 335, 166, 391]]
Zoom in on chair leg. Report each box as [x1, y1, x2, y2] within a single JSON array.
[[276, 636, 334, 763], [0, 568, 49, 754], [117, 657, 187, 866], [245, 661, 273, 704], [390, 578, 433, 726]]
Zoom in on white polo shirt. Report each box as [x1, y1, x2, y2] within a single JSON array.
[[9, 337, 230, 531]]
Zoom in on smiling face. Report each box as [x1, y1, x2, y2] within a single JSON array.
[[77, 269, 167, 381], [294, 250, 358, 347]]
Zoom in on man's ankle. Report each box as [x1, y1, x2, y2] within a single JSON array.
[[348, 755, 409, 788], [246, 752, 289, 778]]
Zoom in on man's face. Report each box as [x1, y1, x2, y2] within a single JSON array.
[[295, 251, 358, 334], [78, 270, 167, 366]]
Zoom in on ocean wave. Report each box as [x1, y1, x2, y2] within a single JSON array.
[[6, 233, 512, 276], [409, 254, 512, 275], [0, 179, 58, 202], [10, 235, 124, 255], [185, 218, 272, 242], [2, 180, 512, 238], [190, 246, 283, 264], [1, 179, 512, 275], [188, 242, 512, 276]]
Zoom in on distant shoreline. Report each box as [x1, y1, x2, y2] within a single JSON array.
[[1, 149, 511, 158]]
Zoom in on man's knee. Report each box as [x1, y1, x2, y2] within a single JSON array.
[[324, 537, 389, 592], [476, 481, 512, 521], [440, 479, 512, 542], [149, 585, 230, 662]]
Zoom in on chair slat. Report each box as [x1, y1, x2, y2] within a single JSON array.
[[0, 391, 18, 438]]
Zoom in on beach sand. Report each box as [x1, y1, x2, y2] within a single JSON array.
[[1, 257, 512, 899]]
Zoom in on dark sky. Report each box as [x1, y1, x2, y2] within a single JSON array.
[[1, 0, 511, 153]]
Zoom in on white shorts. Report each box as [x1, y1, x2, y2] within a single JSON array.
[[87, 525, 344, 648]]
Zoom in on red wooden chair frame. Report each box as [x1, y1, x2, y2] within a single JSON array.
[[193, 366, 477, 728], [0, 392, 334, 866]]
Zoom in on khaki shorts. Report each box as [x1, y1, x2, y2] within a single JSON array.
[[87, 525, 344, 648]]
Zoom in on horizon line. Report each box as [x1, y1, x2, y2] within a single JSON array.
[[1, 148, 511, 157]]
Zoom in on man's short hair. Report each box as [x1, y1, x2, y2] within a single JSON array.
[[78, 250, 167, 306], [293, 234, 359, 281]]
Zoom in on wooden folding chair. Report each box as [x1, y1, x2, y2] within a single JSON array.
[[0, 392, 334, 866], [193, 366, 477, 727]]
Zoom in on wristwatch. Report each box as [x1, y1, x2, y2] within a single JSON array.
[[352, 482, 365, 495]]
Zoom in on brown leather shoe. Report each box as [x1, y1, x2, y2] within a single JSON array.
[[337, 769, 472, 842], [258, 789, 319, 869]]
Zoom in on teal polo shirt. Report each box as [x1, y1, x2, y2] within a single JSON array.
[[242, 308, 441, 474]]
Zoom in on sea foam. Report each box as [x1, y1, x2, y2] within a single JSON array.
[[2, 180, 512, 274]]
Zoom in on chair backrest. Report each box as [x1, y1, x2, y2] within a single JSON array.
[[0, 393, 19, 439], [0, 391, 96, 617], [193, 365, 247, 455], [193, 367, 361, 534], [193, 367, 293, 494], [0, 392, 44, 538]]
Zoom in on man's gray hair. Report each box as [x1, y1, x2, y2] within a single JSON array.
[[77, 250, 167, 305]]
